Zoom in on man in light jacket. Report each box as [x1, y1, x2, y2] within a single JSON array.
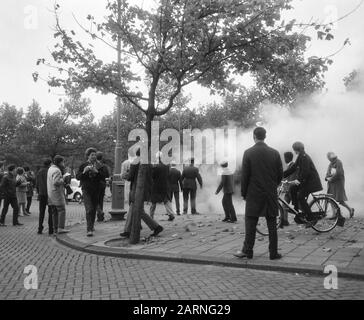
[[47, 155, 68, 235]]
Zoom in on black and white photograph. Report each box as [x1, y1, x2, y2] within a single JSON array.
[[1, 0, 364, 307]]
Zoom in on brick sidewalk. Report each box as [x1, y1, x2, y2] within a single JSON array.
[[58, 203, 364, 280]]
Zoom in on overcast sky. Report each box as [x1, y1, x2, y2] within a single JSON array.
[[1, 0, 363, 120]]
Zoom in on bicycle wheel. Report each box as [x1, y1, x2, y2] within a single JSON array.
[[309, 196, 340, 233], [256, 205, 283, 236]]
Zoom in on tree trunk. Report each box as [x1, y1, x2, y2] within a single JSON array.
[[129, 112, 153, 244]]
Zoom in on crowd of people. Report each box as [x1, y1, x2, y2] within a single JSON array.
[[0, 129, 355, 260]]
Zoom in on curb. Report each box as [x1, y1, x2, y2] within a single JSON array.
[[56, 234, 364, 281]]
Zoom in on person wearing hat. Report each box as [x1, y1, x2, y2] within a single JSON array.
[[168, 161, 182, 215], [325, 152, 354, 218], [76, 148, 109, 237], [215, 161, 237, 223], [284, 142, 323, 226]]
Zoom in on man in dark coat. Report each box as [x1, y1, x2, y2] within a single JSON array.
[[120, 150, 163, 238], [181, 158, 203, 215], [36, 159, 53, 234], [168, 161, 182, 215], [0, 164, 23, 226], [235, 127, 283, 260], [76, 148, 109, 237], [150, 152, 175, 221], [284, 142, 322, 224]]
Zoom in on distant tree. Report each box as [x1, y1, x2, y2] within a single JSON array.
[[344, 69, 364, 92]]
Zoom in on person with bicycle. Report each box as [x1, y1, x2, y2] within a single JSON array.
[[284, 142, 322, 226]]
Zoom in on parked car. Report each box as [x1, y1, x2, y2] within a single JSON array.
[[67, 178, 83, 203]]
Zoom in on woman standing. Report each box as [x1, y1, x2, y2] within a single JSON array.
[[24, 166, 35, 215], [16, 168, 29, 217], [325, 152, 354, 218]]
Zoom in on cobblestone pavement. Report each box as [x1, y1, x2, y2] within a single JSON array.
[[0, 202, 363, 300], [64, 202, 364, 276]]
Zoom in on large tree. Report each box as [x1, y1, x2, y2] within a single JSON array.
[[37, 0, 334, 243]]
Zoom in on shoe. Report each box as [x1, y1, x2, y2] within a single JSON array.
[[176, 212, 181, 216], [13, 222, 23, 226], [233, 251, 253, 259], [57, 229, 69, 234], [37, 229, 43, 235], [151, 225, 163, 237], [120, 232, 130, 238], [87, 231, 93, 237], [222, 218, 230, 222], [19, 213, 24, 217], [294, 215, 305, 224], [191, 212, 200, 215], [228, 219, 237, 223], [270, 253, 282, 260], [350, 208, 355, 219], [23, 212, 30, 216], [168, 215, 175, 221], [26, 211, 31, 215]]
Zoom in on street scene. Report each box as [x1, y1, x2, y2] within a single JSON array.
[[1, 0, 364, 302]]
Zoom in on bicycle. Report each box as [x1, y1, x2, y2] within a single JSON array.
[[256, 181, 342, 236]]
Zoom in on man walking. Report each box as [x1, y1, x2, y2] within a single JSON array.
[[0, 164, 23, 227], [120, 149, 163, 238], [47, 156, 69, 235], [168, 161, 182, 215], [77, 148, 109, 237], [181, 158, 203, 215], [235, 127, 283, 260], [150, 152, 175, 221], [215, 161, 237, 223], [0, 160, 5, 212], [36, 159, 53, 235]]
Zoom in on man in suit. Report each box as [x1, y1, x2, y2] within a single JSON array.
[[181, 158, 203, 215], [235, 127, 283, 260], [168, 161, 182, 215], [150, 152, 175, 221], [284, 142, 322, 226]]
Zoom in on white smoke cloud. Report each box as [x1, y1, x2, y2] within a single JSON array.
[[195, 89, 364, 217]]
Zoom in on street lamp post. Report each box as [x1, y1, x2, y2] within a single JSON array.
[[109, 0, 127, 220]]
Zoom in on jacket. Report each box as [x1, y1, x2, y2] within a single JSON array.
[[181, 165, 203, 190], [36, 167, 49, 196], [216, 168, 235, 195], [76, 160, 109, 195], [241, 142, 283, 217], [47, 164, 65, 206], [168, 167, 182, 193], [124, 158, 151, 203], [150, 162, 171, 203], [0, 172, 21, 198], [284, 152, 322, 194]]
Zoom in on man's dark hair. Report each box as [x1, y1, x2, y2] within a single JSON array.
[[17, 167, 24, 175], [53, 155, 64, 167], [135, 148, 141, 157], [190, 157, 195, 165], [253, 127, 266, 141], [96, 151, 103, 161], [7, 164, 16, 172], [23, 166, 30, 172], [284, 152, 294, 163], [292, 141, 305, 153], [85, 147, 97, 159], [43, 159, 52, 167]]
